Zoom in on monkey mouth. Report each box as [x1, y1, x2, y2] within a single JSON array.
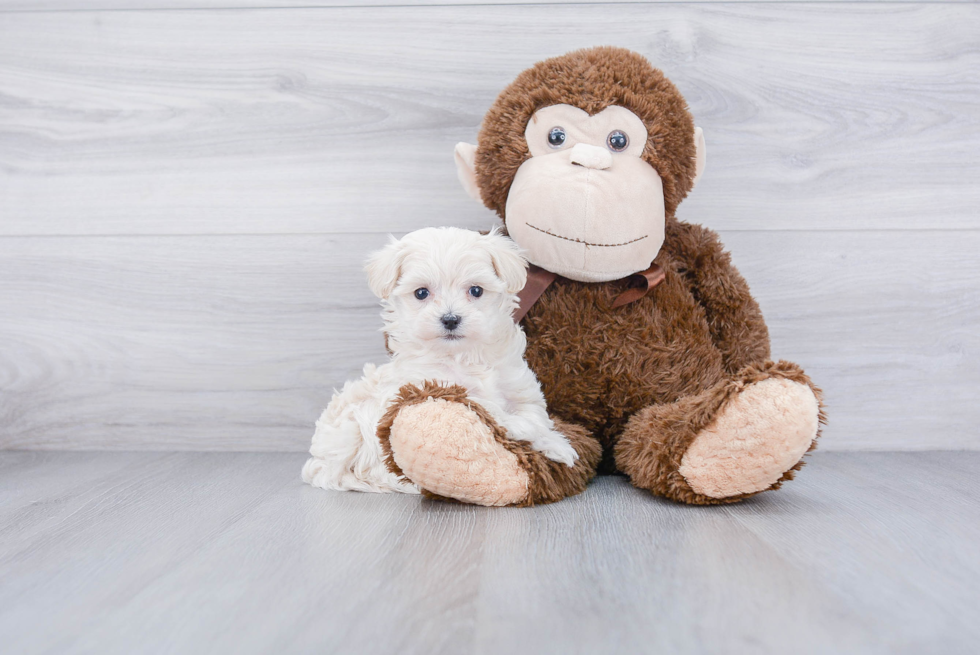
[[525, 223, 648, 248]]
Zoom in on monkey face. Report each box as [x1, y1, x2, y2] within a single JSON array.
[[454, 48, 707, 283], [503, 104, 666, 283]]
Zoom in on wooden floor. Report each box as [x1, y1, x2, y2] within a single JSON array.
[[1, 451, 977, 654]]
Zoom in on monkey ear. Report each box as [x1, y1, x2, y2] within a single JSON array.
[[364, 236, 408, 300], [454, 142, 483, 203], [692, 127, 707, 189], [481, 228, 528, 294]]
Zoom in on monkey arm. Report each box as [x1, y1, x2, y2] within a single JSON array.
[[666, 220, 771, 374]]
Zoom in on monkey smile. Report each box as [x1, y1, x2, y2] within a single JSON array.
[[525, 223, 648, 248]]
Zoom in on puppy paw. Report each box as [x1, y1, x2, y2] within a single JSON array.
[[535, 432, 580, 466]]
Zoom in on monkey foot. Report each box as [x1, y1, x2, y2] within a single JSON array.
[[378, 383, 529, 507], [377, 382, 602, 507], [678, 376, 820, 499], [616, 360, 824, 504]]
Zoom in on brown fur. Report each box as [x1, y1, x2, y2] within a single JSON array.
[[521, 220, 772, 452], [470, 46, 825, 504], [377, 382, 601, 506]]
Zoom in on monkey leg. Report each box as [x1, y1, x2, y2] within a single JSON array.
[[614, 360, 825, 505], [377, 382, 601, 507]]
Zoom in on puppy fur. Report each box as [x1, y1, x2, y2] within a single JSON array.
[[301, 227, 577, 494]]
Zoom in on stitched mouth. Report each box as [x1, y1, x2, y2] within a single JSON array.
[[525, 223, 648, 248]]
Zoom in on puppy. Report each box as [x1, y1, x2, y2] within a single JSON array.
[[301, 227, 577, 494]]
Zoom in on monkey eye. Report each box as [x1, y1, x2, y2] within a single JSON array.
[[547, 127, 567, 149], [469, 286, 483, 298], [607, 130, 629, 152], [414, 288, 429, 300]]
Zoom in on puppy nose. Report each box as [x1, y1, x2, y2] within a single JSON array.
[[569, 143, 612, 170], [441, 314, 461, 331]]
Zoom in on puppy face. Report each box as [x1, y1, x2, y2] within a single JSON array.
[[365, 227, 527, 354]]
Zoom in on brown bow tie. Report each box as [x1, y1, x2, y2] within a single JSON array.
[[514, 263, 665, 323]]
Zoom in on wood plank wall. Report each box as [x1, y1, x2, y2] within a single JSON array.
[[1, 2, 978, 451]]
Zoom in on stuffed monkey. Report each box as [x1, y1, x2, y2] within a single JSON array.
[[378, 46, 824, 506]]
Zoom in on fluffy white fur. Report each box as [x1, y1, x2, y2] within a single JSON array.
[[302, 227, 577, 494]]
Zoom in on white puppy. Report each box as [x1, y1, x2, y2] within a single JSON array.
[[302, 227, 577, 494]]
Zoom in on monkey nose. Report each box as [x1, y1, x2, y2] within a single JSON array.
[[569, 143, 612, 170]]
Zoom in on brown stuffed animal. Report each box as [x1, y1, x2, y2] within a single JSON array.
[[378, 46, 825, 506]]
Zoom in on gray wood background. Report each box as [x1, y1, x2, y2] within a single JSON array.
[[1, 2, 978, 451]]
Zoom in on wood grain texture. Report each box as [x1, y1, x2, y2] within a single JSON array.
[[0, 451, 977, 654], [0, 233, 392, 451], [1, 229, 977, 452], [0, 0, 966, 12], [1, 4, 977, 235]]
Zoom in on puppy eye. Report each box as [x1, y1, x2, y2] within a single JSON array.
[[469, 286, 483, 298], [414, 288, 429, 300], [547, 127, 566, 149], [607, 130, 629, 152]]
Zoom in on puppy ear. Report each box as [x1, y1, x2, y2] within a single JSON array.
[[481, 228, 527, 294], [365, 236, 408, 299]]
